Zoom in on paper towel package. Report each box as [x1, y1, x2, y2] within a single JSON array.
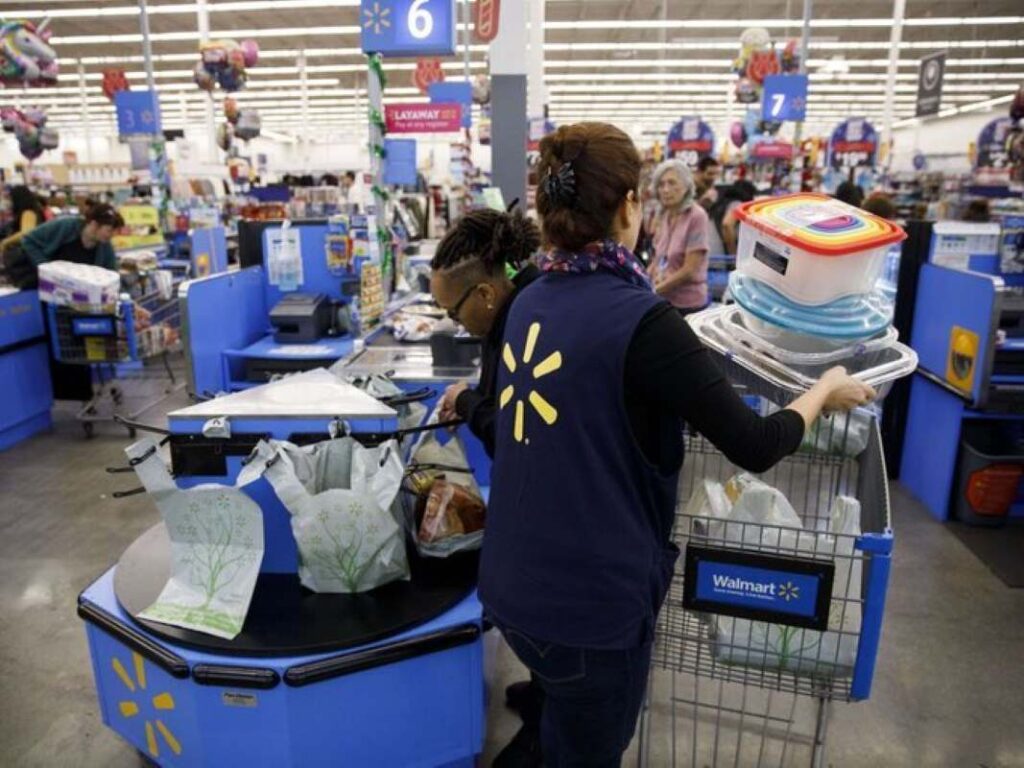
[[37, 260, 121, 309]]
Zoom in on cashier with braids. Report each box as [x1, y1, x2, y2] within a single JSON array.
[[480, 122, 876, 767], [430, 208, 546, 766]]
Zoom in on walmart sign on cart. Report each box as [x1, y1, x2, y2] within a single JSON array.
[[683, 545, 834, 631]]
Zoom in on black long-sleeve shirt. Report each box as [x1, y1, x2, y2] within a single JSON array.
[[458, 274, 804, 470]]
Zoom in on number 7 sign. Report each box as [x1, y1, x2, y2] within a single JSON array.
[[761, 74, 809, 122]]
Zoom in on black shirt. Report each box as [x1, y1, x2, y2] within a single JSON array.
[[455, 264, 541, 457], [459, 270, 804, 471]]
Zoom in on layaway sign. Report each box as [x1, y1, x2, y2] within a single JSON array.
[[385, 103, 462, 133]]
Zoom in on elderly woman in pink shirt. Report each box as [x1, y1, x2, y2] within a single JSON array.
[[647, 158, 711, 315]]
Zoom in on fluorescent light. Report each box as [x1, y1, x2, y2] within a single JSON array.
[[545, 17, 1024, 30]]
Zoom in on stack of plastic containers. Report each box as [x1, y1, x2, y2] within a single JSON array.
[[689, 193, 918, 400]]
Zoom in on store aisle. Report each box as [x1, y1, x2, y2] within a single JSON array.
[[1, 404, 1022, 767]]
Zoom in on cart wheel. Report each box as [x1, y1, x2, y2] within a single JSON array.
[[111, 387, 124, 406], [128, 427, 138, 439], [82, 422, 95, 439]]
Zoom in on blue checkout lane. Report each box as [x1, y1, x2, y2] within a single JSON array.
[[0, 290, 53, 451], [80, 568, 485, 767]]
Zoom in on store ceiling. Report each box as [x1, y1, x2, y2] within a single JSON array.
[[0, 0, 1021, 140]]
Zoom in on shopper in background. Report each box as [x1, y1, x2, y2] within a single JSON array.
[[707, 179, 757, 256], [9, 185, 44, 236], [648, 158, 711, 315], [862, 193, 897, 221], [834, 180, 865, 208], [694, 155, 721, 209], [429, 207, 544, 767], [481, 120, 876, 768], [963, 198, 992, 223], [21, 201, 122, 272]]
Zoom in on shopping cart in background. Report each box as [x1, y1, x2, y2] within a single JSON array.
[[47, 291, 183, 437], [637, 318, 900, 768]]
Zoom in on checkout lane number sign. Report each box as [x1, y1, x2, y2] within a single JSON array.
[[361, 0, 457, 57]]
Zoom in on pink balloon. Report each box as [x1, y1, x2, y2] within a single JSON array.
[[240, 40, 259, 68], [730, 121, 747, 148]]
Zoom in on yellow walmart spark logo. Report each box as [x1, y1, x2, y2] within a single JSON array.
[[500, 322, 562, 444], [363, 2, 392, 35], [112, 652, 182, 759], [778, 581, 800, 602]]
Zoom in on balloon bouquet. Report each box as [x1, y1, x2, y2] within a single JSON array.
[[1, 106, 59, 160], [0, 19, 59, 87], [729, 29, 800, 159], [194, 39, 261, 156]]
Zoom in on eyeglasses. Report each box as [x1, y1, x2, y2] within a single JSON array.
[[447, 283, 481, 322]]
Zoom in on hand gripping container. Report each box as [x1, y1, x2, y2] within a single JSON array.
[[735, 193, 906, 306]]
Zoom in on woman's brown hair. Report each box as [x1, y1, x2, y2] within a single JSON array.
[[536, 122, 641, 252]]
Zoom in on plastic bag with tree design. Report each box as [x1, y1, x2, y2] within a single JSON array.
[[249, 437, 409, 593], [127, 438, 264, 640]]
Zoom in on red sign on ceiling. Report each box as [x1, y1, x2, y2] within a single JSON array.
[[474, 0, 501, 43]]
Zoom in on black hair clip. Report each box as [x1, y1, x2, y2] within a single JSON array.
[[542, 162, 576, 207]]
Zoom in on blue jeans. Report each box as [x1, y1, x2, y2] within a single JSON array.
[[497, 624, 652, 768]]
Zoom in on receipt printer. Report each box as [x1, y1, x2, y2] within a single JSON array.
[[270, 293, 332, 343]]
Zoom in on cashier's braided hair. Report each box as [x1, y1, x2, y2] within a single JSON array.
[[432, 207, 541, 281]]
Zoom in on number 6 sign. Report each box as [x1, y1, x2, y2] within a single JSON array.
[[361, 0, 456, 57]]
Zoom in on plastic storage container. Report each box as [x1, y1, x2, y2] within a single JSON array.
[[735, 193, 906, 306], [688, 305, 918, 402], [953, 422, 1024, 527], [729, 272, 894, 351]]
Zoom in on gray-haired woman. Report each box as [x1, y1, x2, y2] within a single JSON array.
[[647, 158, 712, 315]]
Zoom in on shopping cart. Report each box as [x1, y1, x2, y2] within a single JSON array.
[[47, 296, 182, 437], [637, 361, 894, 768]]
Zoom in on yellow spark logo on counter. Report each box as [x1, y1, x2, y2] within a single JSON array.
[[500, 322, 562, 444], [112, 652, 182, 759]]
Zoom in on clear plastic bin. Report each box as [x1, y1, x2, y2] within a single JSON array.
[[735, 193, 906, 306]]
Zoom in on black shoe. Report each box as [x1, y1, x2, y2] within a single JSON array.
[[492, 725, 543, 768], [505, 680, 533, 714]]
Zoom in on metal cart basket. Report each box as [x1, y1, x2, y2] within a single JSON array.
[[46, 298, 182, 437], [637, 369, 894, 767]]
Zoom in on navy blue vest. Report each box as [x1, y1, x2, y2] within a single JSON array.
[[479, 271, 680, 649]]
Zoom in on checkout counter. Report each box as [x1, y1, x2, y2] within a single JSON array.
[[78, 372, 489, 767], [0, 289, 53, 450], [81, 221, 494, 765], [900, 221, 1024, 523]]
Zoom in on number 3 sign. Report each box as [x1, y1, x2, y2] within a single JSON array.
[[361, 0, 457, 57]]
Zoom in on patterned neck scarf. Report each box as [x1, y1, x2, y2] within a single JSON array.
[[538, 239, 652, 290]]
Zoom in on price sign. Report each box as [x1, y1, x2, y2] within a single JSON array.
[[827, 118, 878, 170], [361, 0, 456, 57], [114, 90, 162, 137], [761, 74, 808, 122], [976, 117, 1014, 170], [666, 117, 715, 166]]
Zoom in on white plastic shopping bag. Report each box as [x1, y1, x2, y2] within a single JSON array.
[[681, 474, 864, 676], [127, 438, 264, 640], [245, 437, 409, 593]]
